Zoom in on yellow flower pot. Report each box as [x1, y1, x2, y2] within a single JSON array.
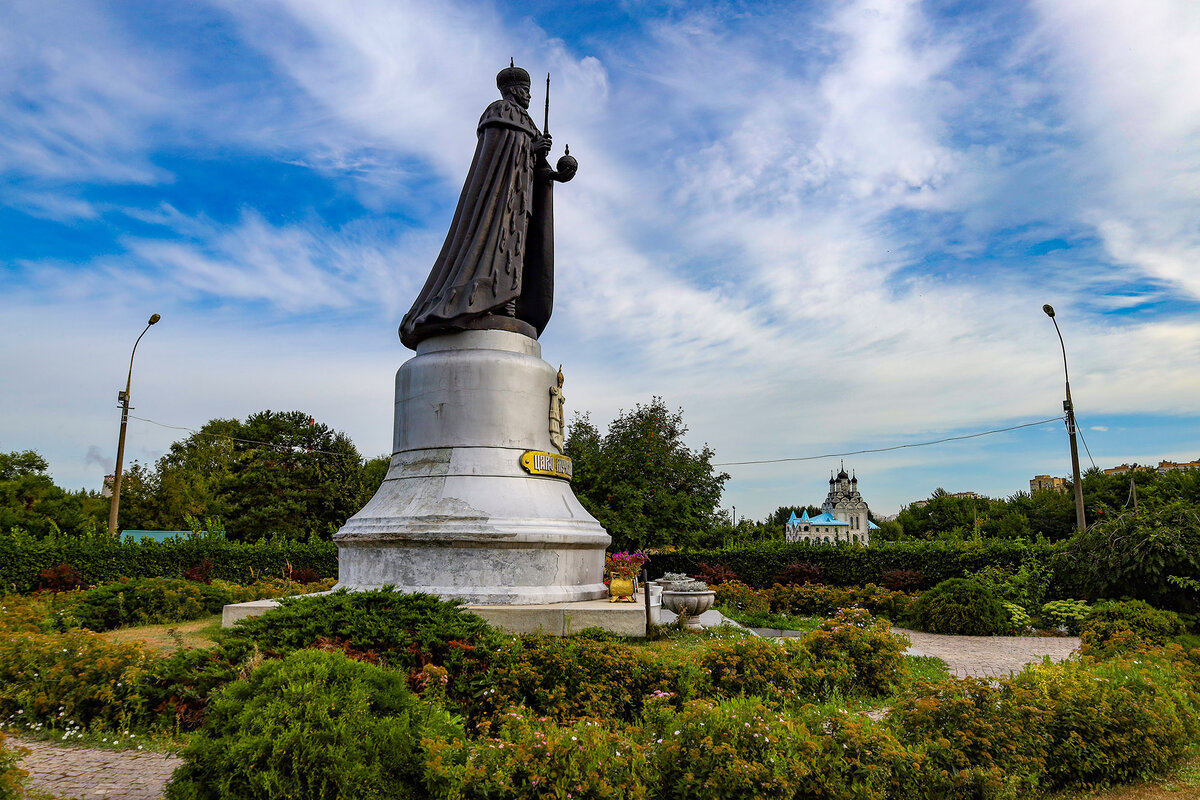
[[608, 577, 636, 602]]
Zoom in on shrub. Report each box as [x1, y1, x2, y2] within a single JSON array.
[[800, 608, 909, 697], [1062, 503, 1200, 610], [481, 635, 671, 723], [698, 636, 819, 705], [182, 558, 215, 584], [1080, 600, 1185, 657], [221, 589, 502, 702], [775, 561, 824, 585], [1010, 652, 1200, 789], [68, 577, 233, 631], [141, 646, 242, 731], [0, 732, 28, 800], [910, 579, 1009, 636], [712, 580, 770, 615], [652, 539, 1063, 592], [0, 530, 338, 593], [879, 568, 923, 592], [425, 708, 650, 799], [1041, 599, 1091, 635], [768, 583, 914, 622], [165, 649, 463, 800], [0, 629, 157, 732], [644, 697, 911, 800], [695, 561, 738, 585], [36, 562, 87, 592], [889, 676, 1052, 798], [1002, 601, 1031, 633]]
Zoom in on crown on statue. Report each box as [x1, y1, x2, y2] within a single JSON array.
[[497, 58, 531, 90]]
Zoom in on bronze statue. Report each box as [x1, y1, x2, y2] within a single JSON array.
[[400, 62, 577, 349]]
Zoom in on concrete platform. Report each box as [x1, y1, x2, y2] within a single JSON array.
[[222, 591, 662, 637]]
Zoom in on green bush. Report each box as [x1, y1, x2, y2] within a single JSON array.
[[425, 708, 650, 800], [889, 677, 1051, 798], [221, 589, 502, 702], [910, 579, 1010, 636], [0, 529, 337, 593], [712, 580, 770, 614], [0, 629, 157, 732], [480, 634, 676, 723], [1040, 599, 1091, 635], [1012, 651, 1200, 789], [801, 608, 909, 697], [1062, 503, 1200, 610], [1002, 601, 1031, 633], [652, 539, 1064, 592], [768, 582, 915, 622], [67, 577, 232, 631], [1080, 599, 1185, 657], [165, 649, 463, 800], [644, 697, 911, 800], [0, 732, 28, 800]]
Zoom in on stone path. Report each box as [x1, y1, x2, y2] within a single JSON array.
[[15, 738, 178, 800], [893, 628, 1080, 678]]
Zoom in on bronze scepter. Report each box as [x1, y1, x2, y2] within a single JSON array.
[[544, 73, 550, 136]]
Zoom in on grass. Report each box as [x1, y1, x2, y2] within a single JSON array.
[[715, 605, 823, 632], [100, 614, 223, 652]]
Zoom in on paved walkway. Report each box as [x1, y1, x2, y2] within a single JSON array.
[[15, 738, 178, 800], [893, 628, 1079, 678]]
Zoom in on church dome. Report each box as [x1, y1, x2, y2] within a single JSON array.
[[837, 468, 849, 480]]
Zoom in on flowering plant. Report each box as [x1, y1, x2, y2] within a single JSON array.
[[604, 551, 649, 580]]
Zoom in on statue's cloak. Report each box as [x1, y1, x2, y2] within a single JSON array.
[[400, 98, 554, 349]]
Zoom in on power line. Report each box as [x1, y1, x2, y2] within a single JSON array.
[[127, 414, 361, 459], [713, 416, 1066, 467]]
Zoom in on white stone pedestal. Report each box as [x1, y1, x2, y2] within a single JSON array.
[[333, 329, 611, 604]]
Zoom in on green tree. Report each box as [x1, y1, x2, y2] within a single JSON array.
[[564, 397, 729, 551], [220, 411, 363, 541], [0, 450, 106, 538]]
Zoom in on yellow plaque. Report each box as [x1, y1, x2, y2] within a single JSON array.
[[520, 450, 573, 480]]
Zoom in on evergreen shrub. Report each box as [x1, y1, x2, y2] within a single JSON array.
[[68, 577, 232, 631], [165, 649, 463, 800], [910, 578, 1010, 636], [221, 589, 502, 701], [801, 608, 909, 697]]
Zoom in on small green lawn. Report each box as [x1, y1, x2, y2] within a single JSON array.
[[100, 614, 224, 653]]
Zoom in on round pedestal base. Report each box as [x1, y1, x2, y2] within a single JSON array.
[[334, 330, 610, 605]]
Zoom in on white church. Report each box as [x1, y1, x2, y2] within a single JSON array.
[[785, 464, 878, 546]]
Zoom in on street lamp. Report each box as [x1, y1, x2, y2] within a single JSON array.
[[108, 313, 161, 534], [1042, 304, 1086, 533]]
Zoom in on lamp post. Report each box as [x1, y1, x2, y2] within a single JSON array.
[[108, 313, 161, 535], [1042, 304, 1086, 533]]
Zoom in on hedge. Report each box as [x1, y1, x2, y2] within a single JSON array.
[[0, 532, 337, 593], [650, 539, 1071, 594]]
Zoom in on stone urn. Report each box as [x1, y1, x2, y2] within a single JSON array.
[[661, 582, 716, 627]]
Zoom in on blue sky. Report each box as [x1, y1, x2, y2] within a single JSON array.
[[2, 0, 1199, 519]]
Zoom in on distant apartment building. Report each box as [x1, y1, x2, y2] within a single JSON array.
[[1157, 459, 1200, 474], [785, 465, 877, 546], [1103, 463, 1155, 476], [1030, 475, 1067, 493]]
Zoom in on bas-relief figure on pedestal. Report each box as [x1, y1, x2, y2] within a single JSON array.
[[400, 62, 577, 350], [549, 366, 565, 452]]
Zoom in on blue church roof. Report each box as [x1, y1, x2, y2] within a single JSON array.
[[808, 512, 848, 526]]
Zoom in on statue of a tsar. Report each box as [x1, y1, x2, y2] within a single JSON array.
[[400, 62, 577, 350]]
